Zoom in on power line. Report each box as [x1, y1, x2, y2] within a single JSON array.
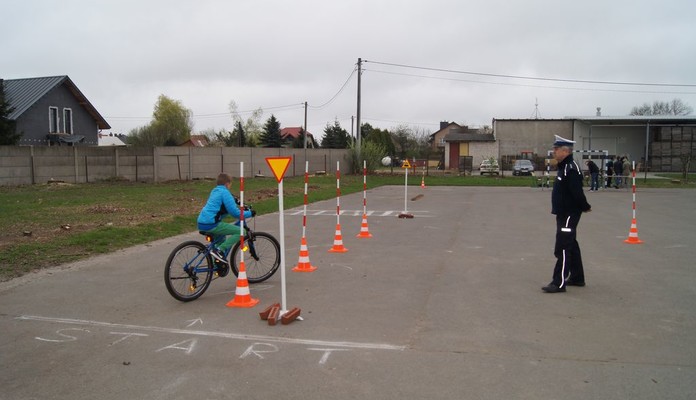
[[195, 103, 304, 118], [362, 117, 440, 127], [364, 68, 696, 95], [364, 59, 696, 88], [106, 103, 304, 120], [309, 66, 357, 110]]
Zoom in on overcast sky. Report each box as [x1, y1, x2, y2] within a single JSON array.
[[3, 0, 695, 139]]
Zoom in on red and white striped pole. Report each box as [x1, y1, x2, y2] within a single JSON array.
[[239, 163, 245, 262], [293, 161, 317, 271], [227, 161, 259, 308], [624, 161, 643, 244], [357, 159, 373, 238], [302, 161, 309, 238], [329, 161, 348, 252]]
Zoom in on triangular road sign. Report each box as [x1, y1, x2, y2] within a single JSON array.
[[401, 160, 411, 169], [265, 157, 292, 183]]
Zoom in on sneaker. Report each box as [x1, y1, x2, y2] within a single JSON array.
[[210, 248, 229, 265]]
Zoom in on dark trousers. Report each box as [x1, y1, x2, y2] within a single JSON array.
[[552, 213, 585, 287], [590, 172, 599, 191]]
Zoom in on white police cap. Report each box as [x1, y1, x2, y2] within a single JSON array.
[[553, 135, 576, 147]]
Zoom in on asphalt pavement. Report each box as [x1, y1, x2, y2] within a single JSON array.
[[1, 184, 695, 400]]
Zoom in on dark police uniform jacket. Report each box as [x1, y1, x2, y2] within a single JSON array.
[[552, 154, 591, 215]]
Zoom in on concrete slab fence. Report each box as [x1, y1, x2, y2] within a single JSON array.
[[0, 146, 350, 186]]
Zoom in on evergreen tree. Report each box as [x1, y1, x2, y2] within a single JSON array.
[[214, 121, 246, 147], [292, 127, 306, 148], [365, 125, 396, 156], [321, 119, 351, 149], [234, 120, 247, 147], [0, 80, 21, 145], [292, 127, 318, 148], [214, 128, 235, 146], [259, 115, 282, 147], [360, 122, 376, 141]]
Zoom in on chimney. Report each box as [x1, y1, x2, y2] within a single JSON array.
[[440, 121, 449, 130], [596, 107, 602, 116]]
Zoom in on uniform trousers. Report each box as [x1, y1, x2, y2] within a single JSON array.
[[552, 213, 585, 288]]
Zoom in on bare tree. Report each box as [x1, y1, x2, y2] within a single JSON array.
[[229, 100, 263, 146], [670, 98, 693, 115], [630, 98, 693, 116]]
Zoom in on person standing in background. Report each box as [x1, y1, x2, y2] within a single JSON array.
[[605, 157, 614, 188], [585, 159, 600, 191], [614, 157, 624, 188]]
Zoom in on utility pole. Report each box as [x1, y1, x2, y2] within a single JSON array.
[[356, 58, 362, 160], [303, 101, 308, 149], [351, 116, 354, 141]]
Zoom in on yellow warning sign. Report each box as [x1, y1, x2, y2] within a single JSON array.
[[265, 156, 292, 183], [401, 160, 411, 169]]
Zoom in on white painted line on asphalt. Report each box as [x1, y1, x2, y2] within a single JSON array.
[[17, 315, 406, 351], [286, 209, 432, 217]]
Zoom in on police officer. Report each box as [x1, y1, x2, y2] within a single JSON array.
[[542, 135, 592, 293]]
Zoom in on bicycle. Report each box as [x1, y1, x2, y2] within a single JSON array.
[[164, 209, 281, 302]]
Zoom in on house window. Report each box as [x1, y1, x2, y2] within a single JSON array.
[[63, 108, 73, 134], [49, 107, 59, 133]]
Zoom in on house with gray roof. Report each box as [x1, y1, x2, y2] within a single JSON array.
[[2, 76, 110, 146]]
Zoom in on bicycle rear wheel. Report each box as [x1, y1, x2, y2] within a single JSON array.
[[231, 232, 280, 283], [164, 241, 213, 301]]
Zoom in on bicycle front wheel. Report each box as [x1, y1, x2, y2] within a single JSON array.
[[164, 241, 213, 302], [230, 232, 280, 283]]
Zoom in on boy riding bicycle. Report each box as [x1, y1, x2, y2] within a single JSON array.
[[197, 173, 254, 270]]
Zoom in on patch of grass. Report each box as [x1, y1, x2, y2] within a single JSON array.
[[0, 173, 690, 280]]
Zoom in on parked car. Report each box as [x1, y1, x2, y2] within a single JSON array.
[[479, 159, 500, 175], [513, 159, 535, 176]]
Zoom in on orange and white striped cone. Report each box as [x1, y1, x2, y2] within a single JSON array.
[[624, 218, 643, 244], [292, 236, 317, 272], [421, 176, 426, 188], [226, 259, 260, 307], [356, 213, 373, 238], [328, 223, 348, 253]]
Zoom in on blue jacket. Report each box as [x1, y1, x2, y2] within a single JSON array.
[[197, 185, 252, 231], [552, 154, 591, 215]]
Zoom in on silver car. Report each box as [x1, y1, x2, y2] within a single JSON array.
[[513, 159, 534, 176]]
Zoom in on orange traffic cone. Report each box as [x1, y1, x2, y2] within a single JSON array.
[[328, 223, 348, 253], [356, 214, 373, 238], [292, 237, 317, 272], [421, 176, 426, 188], [226, 259, 260, 307], [624, 218, 643, 244]]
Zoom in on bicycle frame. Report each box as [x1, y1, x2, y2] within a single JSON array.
[[199, 220, 259, 266], [185, 240, 218, 276]]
